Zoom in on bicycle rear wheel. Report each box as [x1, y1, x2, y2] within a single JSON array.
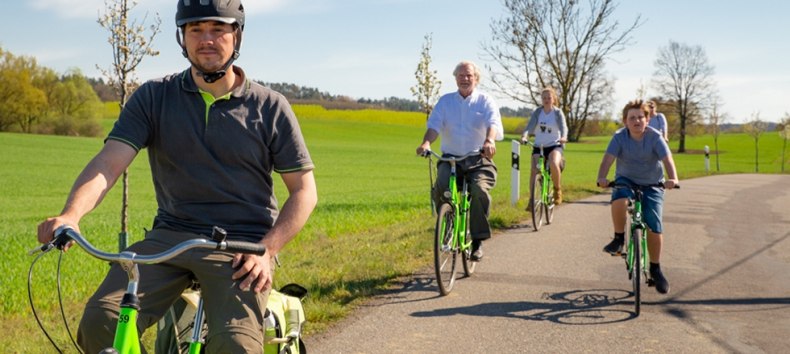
[[531, 174, 545, 231], [631, 228, 642, 316], [434, 203, 458, 295]]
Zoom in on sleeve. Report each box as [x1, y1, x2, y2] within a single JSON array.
[[106, 82, 155, 151], [654, 133, 671, 160], [605, 132, 621, 157], [271, 100, 314, 173], [524, 110, 538, 135], [556, 108, 568, 140], [426, 96, 444, 133], [486, 96, 504, 140]]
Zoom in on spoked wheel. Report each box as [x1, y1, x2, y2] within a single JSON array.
[[545, 177, 555, 224], [631, 228, 643, 316], [461, 230, 477, 276], [434, 203, 458, 295], [531, 174, 545, 231]]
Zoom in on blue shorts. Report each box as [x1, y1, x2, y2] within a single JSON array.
[[611, 177, 665, 234]]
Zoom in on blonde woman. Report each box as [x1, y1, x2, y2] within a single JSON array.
[[521, 87, 568, 204]]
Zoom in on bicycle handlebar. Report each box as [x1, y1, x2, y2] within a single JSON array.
[[513, 139, 561, 149], [30, 226, 267, 262], [606, 181, 680, 189], [420, 149, 481, 162]]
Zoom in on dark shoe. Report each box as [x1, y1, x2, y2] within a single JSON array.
[[602, 238, 624, 256], [470, 240, 483, 261], [650, 267, 670, 294]]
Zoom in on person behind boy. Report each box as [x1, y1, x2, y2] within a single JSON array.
[[521, 87, 568, 204], [647, 100, 669, 142], [596, 99, 678, 294]]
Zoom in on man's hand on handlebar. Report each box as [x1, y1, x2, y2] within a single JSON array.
[[37, 216, 78, 251]]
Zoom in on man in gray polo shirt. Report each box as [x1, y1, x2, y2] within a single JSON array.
[[35, 0, 317, 352]]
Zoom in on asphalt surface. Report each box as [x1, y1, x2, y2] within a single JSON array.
[[307, 174, 790, 353]]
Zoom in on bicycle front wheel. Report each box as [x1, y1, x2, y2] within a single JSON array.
[[461, 221, 476, 277], [631, 228, 643, 316], [545, 177, 555, 224], [531, 174, 545, 231], [434, 203, 458, 295]]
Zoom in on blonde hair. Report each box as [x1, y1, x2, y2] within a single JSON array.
[[541, 87, 558, 103]]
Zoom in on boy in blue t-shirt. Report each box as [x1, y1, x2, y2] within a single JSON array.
[[596, 99, 679, 294]]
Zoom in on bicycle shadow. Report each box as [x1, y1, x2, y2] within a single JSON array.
[[410, 288, 637, 325]]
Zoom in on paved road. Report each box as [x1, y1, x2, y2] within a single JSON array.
[[307, 174, 790, 353]]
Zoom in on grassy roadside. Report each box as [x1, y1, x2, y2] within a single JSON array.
[[2, 106, 787, 352]]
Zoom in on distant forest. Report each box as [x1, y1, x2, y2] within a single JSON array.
[[87, 78, 531, 117]]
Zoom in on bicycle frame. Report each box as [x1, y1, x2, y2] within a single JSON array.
[[534, 147, 551, 205], [428, 150, 475, 253]]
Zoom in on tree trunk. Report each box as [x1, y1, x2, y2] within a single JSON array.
[[677, 115, 687, 153]]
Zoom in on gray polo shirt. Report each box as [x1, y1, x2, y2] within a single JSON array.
[[108, 68, 314, 241]]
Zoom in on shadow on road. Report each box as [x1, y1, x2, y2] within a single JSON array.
[[411, 288, 637, 325]]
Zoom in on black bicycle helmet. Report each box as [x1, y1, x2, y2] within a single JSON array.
[[176, 0, 245, 29], [175, 0, 245, 83]]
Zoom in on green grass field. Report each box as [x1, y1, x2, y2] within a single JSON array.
[[1, 105, 787, 352]]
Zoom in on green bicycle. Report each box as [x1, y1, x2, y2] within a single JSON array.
[[520, 140, 559, 231], [422, 149, 480, 296], [28, 225, 266, 354], [608, 181, 678, 316]]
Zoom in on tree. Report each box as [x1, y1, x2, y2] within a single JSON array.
[[779, 113, 790, 173], [652, 41, 716, 153], [706, 98, 728, 172], [482, 0, 641, 142], [97, 0, 161, 249], [0, 47, 52, 132], [743, 113, 768, 172], [410, 33, 442, 120]]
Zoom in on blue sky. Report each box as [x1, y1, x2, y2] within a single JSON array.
[[2, 0, 788, 123]]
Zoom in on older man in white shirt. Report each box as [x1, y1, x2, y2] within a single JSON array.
[[416, 60, 504, 261]]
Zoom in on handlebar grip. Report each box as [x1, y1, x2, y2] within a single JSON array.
[[222, 241, 266, 255]]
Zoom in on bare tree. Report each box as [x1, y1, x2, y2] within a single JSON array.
[[97, 0, 160, 249], [652, 41, 716, 153], [743, 112, 768, 173], [779, 113, 790, 173], [482, 0, 641, 141], [410, 33, 442, 120], [707, 99, 728, 172]]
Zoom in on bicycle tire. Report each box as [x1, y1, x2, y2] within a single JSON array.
[[545, 176, 554, 224], [632, 228, 642, 316], [531, 174, 545, 231], [461, 227, 476, 276], [434, 203, 458, 295]]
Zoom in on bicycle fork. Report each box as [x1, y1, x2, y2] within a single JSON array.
[[114, 258, 142, 354]]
